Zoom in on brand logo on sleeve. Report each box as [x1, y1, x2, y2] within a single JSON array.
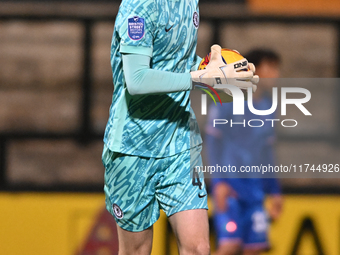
[[128, 16, 145, 41]]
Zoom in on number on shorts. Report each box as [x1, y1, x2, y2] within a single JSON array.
[[192, 171, 202, 190]]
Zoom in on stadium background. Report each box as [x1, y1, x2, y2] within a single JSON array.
[[1, 0, 340, 254]]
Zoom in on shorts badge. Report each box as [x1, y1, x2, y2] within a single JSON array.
[[113, 204, 124, 219]]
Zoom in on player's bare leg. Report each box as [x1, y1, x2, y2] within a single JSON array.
[[213, 242, 241, 255], [116, 224, 153, 255], [168, 209, 210, 255]]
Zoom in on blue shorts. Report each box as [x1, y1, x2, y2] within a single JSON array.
[[102, 144, 208, 232], [213, 197, 269, 249]]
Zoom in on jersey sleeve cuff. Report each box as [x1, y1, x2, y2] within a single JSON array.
[[119, 45, 153, 57]]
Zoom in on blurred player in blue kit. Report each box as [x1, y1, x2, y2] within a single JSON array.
[[101, 0, 258, 254], [206, 49, 283, 255]]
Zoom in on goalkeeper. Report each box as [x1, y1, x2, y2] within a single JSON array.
[[102, 0, 258, 254]]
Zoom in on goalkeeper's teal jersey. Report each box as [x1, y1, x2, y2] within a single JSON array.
[[104, 0, 202, 158]]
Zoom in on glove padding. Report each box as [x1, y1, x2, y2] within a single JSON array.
[[190, 45, 259, 96]]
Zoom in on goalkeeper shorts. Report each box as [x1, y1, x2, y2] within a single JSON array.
[[102, 144, 208, 232]]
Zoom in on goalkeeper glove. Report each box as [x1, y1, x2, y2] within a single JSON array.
[[190, 44, 259, 95]]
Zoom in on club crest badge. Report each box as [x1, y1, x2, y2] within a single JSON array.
[[128, 16, 145, 40], [112, 204, 124, 219], [193, 11, 199, 29]]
